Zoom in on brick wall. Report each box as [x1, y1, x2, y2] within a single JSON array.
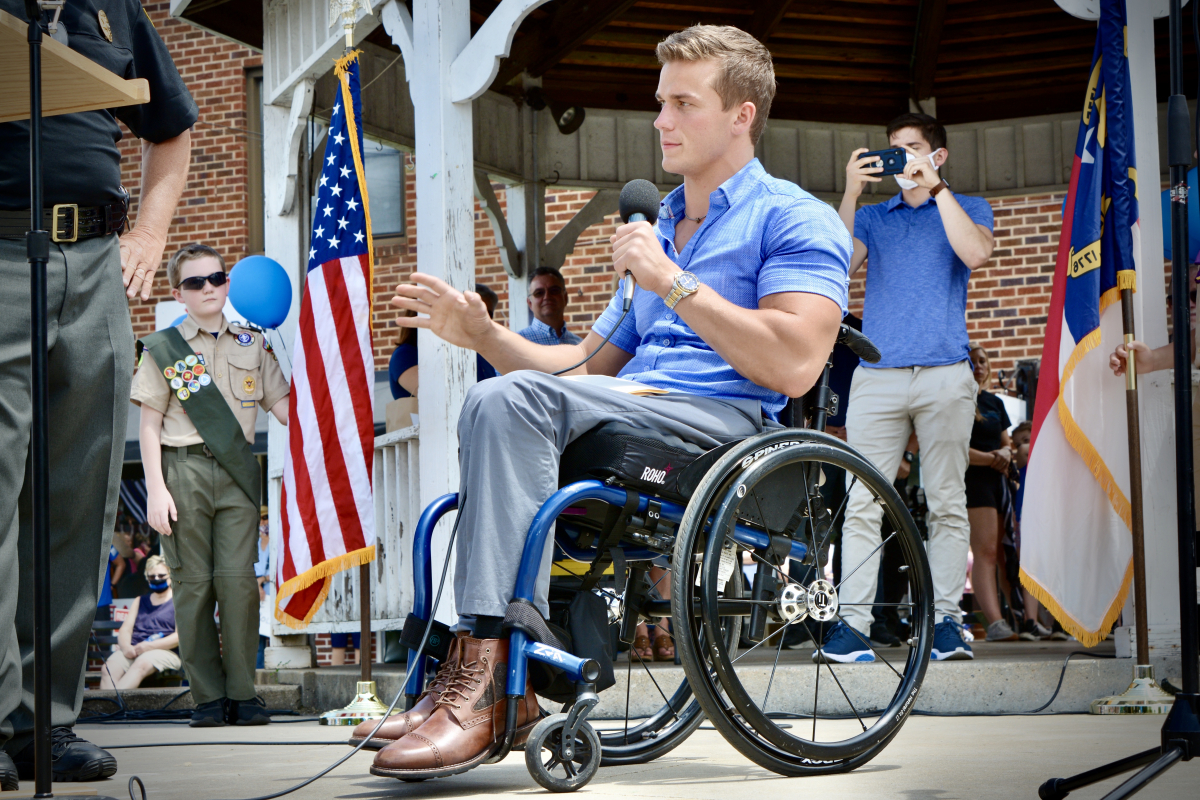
[[120, 2, 260, 341]]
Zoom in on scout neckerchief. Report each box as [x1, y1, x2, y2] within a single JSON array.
[[138, 327, 260, 506]]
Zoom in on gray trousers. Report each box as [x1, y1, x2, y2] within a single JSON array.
[[453, 371, 765, 622], [0, 236, 133, 752]]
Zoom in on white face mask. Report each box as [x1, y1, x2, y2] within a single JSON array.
[[895, 148, 944, 191]]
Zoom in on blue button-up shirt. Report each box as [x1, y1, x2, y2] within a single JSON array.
[[854, 191, 993, 369], [592, 158, 851, 420], [518, 318, 583, 346]]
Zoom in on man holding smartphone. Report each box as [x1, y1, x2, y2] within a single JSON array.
[[818, 113, 994, 664]]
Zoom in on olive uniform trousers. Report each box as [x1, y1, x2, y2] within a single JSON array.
[[158, 447, 260, 705], [0, 236, 133, 754]]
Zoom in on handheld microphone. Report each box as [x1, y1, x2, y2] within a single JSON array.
[[617, 178, 661, 312]]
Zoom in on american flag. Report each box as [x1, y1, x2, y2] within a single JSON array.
[[276, 51, 376, 628]]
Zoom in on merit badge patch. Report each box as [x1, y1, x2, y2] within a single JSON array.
[[170, 377, 184, 390], [243, 376, 256, 395], [198, 373, 212, 386], [163, 367, 177, 380], [176, 387, 190, 401], [193, 364, 206, 376], [185, 355, 198, 367], [188, 380, 200, 393], [236, 332, 254, 346], [174, 360, 187, 373], [197, 353, 206, 365], [241, 400, 256, 408], [181, 371, 194, 382]]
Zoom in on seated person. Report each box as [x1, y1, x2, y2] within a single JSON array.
[[365, 24, 850, 780], [99, 556, 180, 690], [388, 283, 498, 398], [518, 266, 582, 345]]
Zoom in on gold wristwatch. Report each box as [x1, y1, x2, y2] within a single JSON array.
[[664, 271, 700, 309]]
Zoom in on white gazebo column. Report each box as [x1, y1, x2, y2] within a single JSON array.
[[385, 0, 555, 622], [1126, 0, 1181, 657]]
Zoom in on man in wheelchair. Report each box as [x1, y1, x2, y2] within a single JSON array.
[[369, 25, 851, 780]]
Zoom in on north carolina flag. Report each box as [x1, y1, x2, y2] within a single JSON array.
[[275, 51, 376, 628], [1020, 0, 1140, 648]]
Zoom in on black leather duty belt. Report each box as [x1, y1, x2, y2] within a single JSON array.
[[0, 200, 128, 242]]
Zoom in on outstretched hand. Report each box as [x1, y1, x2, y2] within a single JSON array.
[[391, 273, 495, 351]]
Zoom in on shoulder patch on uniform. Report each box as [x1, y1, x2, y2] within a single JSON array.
[[236, 332, 254, 346]]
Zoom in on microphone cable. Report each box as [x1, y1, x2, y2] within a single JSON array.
[[550, 276, 633, 377], [124, 502, 466, 800]]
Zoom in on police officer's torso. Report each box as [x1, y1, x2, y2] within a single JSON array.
[[0, 0, 197, 209]]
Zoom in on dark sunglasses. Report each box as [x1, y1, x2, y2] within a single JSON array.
[[176, 270, 228, 291], [145, 573, 170, 581], [529, 285, 565, 299]]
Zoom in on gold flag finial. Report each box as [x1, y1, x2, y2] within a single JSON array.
[[330, 0, 372, 49]]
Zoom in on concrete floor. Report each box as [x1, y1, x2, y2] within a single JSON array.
[[48, 713, 1197, 800]]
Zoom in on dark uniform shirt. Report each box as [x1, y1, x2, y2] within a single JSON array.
[[0, 1, 198, 208], [969, 390, 1012, 453]]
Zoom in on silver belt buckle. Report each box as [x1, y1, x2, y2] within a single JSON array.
[[50, 203, 78, 243], [202, 444, 214, 458]]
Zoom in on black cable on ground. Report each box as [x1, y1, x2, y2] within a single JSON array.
[[124, 504, 464, 800], [103, 741, 340, 749]]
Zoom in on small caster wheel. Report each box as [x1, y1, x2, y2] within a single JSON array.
[[524, 712, 601, 793]]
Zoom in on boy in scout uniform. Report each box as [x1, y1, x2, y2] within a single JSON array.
[[131, 245, 289, 727]]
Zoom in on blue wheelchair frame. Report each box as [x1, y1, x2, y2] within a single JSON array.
[[403, 479, 809, 717]]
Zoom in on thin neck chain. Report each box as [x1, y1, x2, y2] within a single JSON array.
[[683, 212, 705, 224]]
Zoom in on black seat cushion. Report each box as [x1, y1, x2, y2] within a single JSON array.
[[559, 421, 742, 502]]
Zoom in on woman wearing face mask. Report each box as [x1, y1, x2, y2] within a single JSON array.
[[99, 555, 181, 689]]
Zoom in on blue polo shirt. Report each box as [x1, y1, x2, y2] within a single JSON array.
[[518, 318, 582, 346], [592, 158, 851, 421], [854, 192, 993, 369]]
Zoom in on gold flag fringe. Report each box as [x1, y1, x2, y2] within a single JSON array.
[[274, 544, 376, 629]]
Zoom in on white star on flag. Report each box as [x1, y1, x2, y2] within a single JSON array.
[[333, 132, 345, 145], [340, 165, 351, 179], [308, 247, 317, 260], [331, 186, 343, 197], [332, 102, 340, 116], [327, 235, 340, 248], [353, 230, 364, 243], [346, 198, 359, 211], [326, 153, 335, 166], [323, 204, 333, 217], [338, 217, 349, 230], [319, 174, 329, 187]]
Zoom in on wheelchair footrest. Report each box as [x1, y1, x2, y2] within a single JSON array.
[[503, 598, 566, 650], [399, 613, 453, 663]]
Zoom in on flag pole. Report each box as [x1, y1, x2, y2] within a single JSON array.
[[318, 0, 389, 726], [1088, 290, 1173, 714]]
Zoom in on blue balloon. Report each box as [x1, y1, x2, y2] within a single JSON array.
[[227, 256, 292, 329], [1161, 167, 1200, 261]]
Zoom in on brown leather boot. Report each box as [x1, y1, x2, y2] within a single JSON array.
[[370, 636, 541, 779], [348, 636, 462, 750]]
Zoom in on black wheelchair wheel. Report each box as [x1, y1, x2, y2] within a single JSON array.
[[593, 568, 742, 766], [671, 430, 934, 776], [526, 713, 602, 792]]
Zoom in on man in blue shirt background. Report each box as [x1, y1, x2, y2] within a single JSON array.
[[827, 112, 995, 665], [371, 25, 849, 779], [517, 266, 583, 346]]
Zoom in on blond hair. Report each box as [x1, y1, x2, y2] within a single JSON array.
[[144, 555, 169, 577], [167, 243, 226, 289], [656, 25, 776, 145]]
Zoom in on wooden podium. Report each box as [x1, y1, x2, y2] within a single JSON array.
[[0, 9, 149, 123], [2, 7, 147, 799]]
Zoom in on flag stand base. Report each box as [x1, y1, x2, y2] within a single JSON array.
[[319, 680, 390, 726], [1090, 665, 1175, 715]]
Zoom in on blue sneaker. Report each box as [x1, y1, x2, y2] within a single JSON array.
[[931, 615, 974, 661], [811, 621, 875, 663]]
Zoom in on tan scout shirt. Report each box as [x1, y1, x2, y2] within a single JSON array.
[[131, 315, 290, 447]]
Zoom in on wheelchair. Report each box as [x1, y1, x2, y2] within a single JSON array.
[[399, 325, 933, 792]]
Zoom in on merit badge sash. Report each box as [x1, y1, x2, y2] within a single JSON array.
[[139, 328, 261, 507]]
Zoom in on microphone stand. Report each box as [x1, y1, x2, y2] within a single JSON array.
[[1037, 0, 1200, 796]]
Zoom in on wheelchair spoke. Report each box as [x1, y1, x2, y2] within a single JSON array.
[[632, 647, 681, 723], [815, 648, 867, 733], [729, 620, 790, 664], [624, 641, 632, 741], [834, 530, 898, 593], [761, 620, 789, 711], [812, 621, 822, 741], [833, 612, 906, 681], [742, 545, 804, 589], [814, 475, 857, 562]]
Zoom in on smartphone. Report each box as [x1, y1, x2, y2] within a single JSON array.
[[857, 147, 907, 175]]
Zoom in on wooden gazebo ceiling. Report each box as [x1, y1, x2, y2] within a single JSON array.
[[477, 0, 1195, 125], [183, 0, 1197, 126]]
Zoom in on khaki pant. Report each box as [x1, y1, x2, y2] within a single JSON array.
[[841, 361, 979, 633], [0, 236, 132, 753], [158, 447, 259, 704], [107, 648, 182, 676]]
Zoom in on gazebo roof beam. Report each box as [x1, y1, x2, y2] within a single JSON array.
[[749, 0, 794, 43], [910, 0, 948, 105], [492, 0, 639, 87], [451, 0, 558, 103]]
